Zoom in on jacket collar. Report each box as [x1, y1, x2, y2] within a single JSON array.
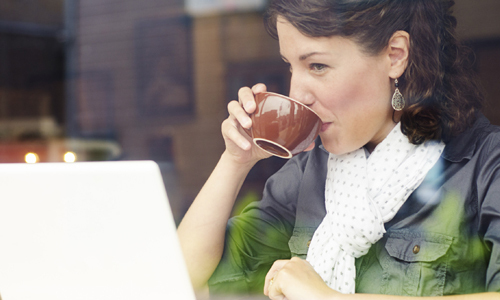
[[442, 113, 490, 163]]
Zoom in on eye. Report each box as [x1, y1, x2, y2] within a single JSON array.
[[310, 63, 328, 72]]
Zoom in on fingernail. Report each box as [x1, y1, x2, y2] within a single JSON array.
[[242, 117, 252, 128], [244, 101, 255, 111]]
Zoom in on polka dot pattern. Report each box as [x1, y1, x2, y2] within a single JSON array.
[[306, 123, 445, 294]]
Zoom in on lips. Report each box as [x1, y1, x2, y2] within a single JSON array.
[[321, 122, 331, 132]]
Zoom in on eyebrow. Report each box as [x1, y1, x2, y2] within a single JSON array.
[[281, 52, 329, 62]]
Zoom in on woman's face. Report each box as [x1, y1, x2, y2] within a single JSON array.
[[277, 17, 396, 155]]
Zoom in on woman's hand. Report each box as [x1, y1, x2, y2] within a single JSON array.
[[264, 257, 340, 300], [264, 260, 500, 300], [221, 84, 272, 165]]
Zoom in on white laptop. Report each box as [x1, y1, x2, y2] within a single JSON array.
[[0, 161, 196, 300]]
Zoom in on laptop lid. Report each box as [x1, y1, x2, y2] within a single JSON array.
[[0, 161, 196, 300]]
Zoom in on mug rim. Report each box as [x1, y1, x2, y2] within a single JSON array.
[[253, 138, 293, 159]]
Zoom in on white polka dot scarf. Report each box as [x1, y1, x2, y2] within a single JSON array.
[[306, 123, 445, 294]]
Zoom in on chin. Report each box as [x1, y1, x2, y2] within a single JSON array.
[[320, 137, 359, 156], [319, 138, 341, 155]]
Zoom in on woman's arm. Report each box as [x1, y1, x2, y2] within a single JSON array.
[[177, 84, 271, 290], [177, 151, 255, 290]]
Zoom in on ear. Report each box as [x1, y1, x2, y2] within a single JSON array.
[[387, 30, 410, 79]]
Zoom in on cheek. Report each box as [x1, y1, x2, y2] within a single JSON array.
[[340, 71, 390, 112], [316, 62, 391, 117], [324, 82, 372, 113]]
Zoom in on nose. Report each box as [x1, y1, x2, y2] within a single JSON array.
[[289, 73, 315, 107]]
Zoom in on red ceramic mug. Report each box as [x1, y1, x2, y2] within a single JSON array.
[[244, 92, 322, 159]]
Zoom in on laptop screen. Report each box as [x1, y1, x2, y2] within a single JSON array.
[[0, 161, 196, 300]]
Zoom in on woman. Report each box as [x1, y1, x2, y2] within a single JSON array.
[[178, 0, 500, 299]]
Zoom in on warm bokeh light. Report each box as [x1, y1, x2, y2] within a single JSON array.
[[25, 153, 39, 164], [64, 152, 77, 163]]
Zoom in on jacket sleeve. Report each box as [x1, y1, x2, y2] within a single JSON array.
[[207, 153, 310, 295], [477, 130, 500, 292]]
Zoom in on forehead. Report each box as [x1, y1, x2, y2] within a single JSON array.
[[276, 17, 362, 59]]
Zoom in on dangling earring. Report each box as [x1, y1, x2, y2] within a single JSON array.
[[392, 78, 405, 111]]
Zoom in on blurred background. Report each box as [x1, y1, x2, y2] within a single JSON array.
[[0, 0, 499, 224]]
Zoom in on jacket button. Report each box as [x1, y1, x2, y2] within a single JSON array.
[[413, 245, 420, 254], [307, 240, 311, 247]]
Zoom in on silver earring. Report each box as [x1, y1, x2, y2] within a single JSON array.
[[392, 79, 405, 111]]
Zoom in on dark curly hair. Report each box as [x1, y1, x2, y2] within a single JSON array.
[[264, 0, 484, 144]]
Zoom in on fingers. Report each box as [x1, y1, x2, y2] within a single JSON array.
[[267, 270, 287, 300], [237, 84, 267, 115], [227, 100, 252, 130], [221, 84, 271, 159], [221, 115, 251, 150], [237, 87, 257, 115], [264, 260, 290, 296], [251, 83, 267, 95]]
